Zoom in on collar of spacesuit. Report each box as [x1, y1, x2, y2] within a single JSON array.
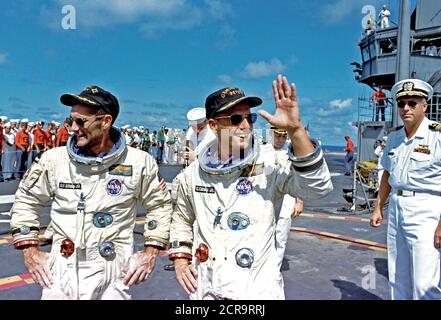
[[198, 135, 260, 175], [66, 127, 127, 172]]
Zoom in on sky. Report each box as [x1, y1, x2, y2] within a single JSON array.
[[0, 0, 409, 146]]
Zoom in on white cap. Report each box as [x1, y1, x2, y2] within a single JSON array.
[[10, 119, 18, 123], [121, 124, 130, 129], [0, 116, 7, 122], [4, 122, 11, 128], [28, 122, 35, 126], [186, 107, 206, 124], [139, 126, 144, 130], [382, 136, 388, 141], [54, 122, 60, 126], [21, 118, 29, 123], [391, 79, 433, 101]]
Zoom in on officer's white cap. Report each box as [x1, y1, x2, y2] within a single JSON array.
[[0, 116, 7, 121], [382, 136, 388, 141], [21, 118, 29, 123], [10, 119, 18, 123], [391, 79, 433, 101], [187, 107, 206, 124], [139, 126, 144, 130], [121, 124, 130, 129], [4, 122, 11, 128], [28, 121, 35, 126], [54, 122, 60, 126]]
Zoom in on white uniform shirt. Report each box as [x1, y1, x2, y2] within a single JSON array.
[[186, 126, 216, 155], [380, 117, 441, 193]]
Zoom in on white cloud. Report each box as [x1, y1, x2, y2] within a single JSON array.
[[51, 113, 64, 119], [217, 74, 232, 84], [329, 98, 352, 109], [0, 53, 8, 64], [320, 0, 383, 25], [216, 23, 236, 48], [241, 58, 287, 79], [204, 0, 233, 20], [48, 0, 233, 37], [317, 108, 334, 117]]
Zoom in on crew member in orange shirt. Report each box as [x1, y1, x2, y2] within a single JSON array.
[[55, 118, 71, 147], [45, 122, 54, 149], [344, 135, 355, 176], [14, 119, 31, 179], [33, 121, 47, 158]]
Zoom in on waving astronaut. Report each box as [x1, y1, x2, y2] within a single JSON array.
[[169, 75, 333, 300]]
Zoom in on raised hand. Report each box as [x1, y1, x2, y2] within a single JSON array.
[[258, 74, 303, 133]]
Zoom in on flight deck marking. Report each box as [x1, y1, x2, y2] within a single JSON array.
[[300, 213, 387, 224], [291, 227, 387, 252], [0, 273, 34, 291]]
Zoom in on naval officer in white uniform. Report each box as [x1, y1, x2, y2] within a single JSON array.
[[370, 78, 441, 300]]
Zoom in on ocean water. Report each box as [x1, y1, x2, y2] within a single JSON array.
[[322, 145, 358, 153]]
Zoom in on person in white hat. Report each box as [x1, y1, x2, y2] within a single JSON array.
[[10, 119, 19, 134], [379, 5, 391, 29], [2, 123, 16, 181], [184, 107, 216, 164], [0, 117, 6, 181], [371, 78, 441, 299], [374, 135, 388, 186]]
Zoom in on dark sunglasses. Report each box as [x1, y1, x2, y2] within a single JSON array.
[[397, 101, 418, 109], [68, 115, 105, 127], [214, 113, 258, 126]]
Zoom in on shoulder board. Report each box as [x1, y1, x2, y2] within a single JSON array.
[[429, 123, 441, 131], [388, 125, 403, 132]]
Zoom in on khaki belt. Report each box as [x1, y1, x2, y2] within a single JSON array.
[[396, 189, 441, 197]]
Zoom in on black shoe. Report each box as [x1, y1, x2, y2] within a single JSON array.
[[280, 257, 290, 272], [344, 172, 351, 176]]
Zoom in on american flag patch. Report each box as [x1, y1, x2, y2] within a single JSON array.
[[158, 175, 167, 192]]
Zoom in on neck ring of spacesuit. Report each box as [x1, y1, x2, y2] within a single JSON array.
[[198, 135, 260, 175], [67, 127, 126, 167]]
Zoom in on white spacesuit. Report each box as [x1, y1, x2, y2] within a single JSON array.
[[10, 128, 172, 300], [170, 137, 332, 300], [267, 145, 297, 270]]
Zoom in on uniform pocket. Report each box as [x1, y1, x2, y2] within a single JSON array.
[[410, 153, 432, 171]]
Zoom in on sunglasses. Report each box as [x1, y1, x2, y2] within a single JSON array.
[[68, 115, 105, 127], [214, 113, 258, 126], [397, 101, 419, 109]]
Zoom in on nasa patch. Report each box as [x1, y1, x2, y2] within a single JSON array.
[[235, 179, 253, 196], [106, 179, 123, 196]]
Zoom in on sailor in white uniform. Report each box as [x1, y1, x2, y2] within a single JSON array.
[[371, 78, 441, 300]]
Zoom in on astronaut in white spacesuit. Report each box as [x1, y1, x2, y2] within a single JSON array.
[[169, 74, 333, 300], [10, 85, 172, 300]]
